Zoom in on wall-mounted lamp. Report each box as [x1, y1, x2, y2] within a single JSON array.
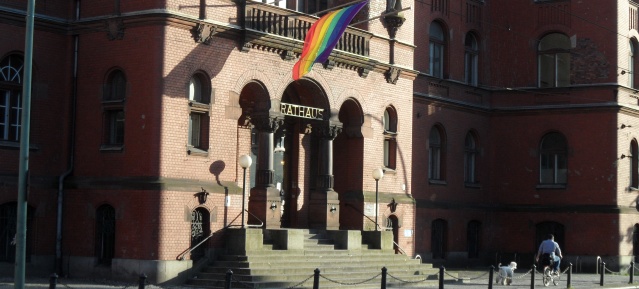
[[195, 187, 209, 205], [270, 202, 278, 211], [330, 206, 337, 213], [620, 124, 633, 129], [621, 154, 633, 159]]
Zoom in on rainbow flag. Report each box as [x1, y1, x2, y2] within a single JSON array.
[[292, 0, 368, 80]]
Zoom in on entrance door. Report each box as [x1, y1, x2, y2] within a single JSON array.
[[190, 208, 210, 261]]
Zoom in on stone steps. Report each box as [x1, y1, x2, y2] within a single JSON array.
[[184, 229, 453, 288]]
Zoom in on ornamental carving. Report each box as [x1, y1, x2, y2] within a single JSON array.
[[252, 116, 283, 133], [314, 123, 343, 140], [193, 23, 217, 45], [105, 19, 125, 41], [385, 67, 401, 84]]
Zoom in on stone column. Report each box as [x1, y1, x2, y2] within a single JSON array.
[[309, 122, 342, 230], [248, 114, 284, 229]]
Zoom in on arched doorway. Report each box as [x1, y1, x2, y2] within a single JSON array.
[[334, 98, 365, 230], [0, 202, 34, 262], [190, 207, 210, 261], [277, 79, 337, 229], [432, 219, 447, 259], [633, 224, 639, 261], [535, 221, 564, 252]]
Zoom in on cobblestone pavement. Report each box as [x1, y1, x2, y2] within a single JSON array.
[[2, 270, 639, 289]]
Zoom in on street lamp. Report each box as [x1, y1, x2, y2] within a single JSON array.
[[239, 155, 252, 228], [372, 168, 384, 231]]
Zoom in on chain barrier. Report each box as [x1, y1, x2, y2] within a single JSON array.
[[319, 272, 381, 285], [386, 272, 437, 284], [286, 274, 315, 289], [444, 268, 490, 281], [604, 265, 631, 275]]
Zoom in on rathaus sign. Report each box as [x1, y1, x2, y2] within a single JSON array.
[[280, 102, 324, 120]]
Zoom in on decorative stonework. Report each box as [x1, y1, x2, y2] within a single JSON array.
[[105, 19, 125, 40], [314, 123, 343, 140], [385, 67, 401, 84], [192, 23, 217, 45], [252, 116, 283, 133]]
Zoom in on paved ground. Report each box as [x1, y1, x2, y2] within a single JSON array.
[[2, 269, 639, 289]]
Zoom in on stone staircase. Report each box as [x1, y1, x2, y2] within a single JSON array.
[[185, 229, 452, 288]]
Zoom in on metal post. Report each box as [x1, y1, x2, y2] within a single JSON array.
[[313, 268, 320, 289], [138, 274, 146, 289], [15, 0, 36, 288], [600, 261, 605, 286], [241, 167, 246, 228], [49, 273, 58, 289], [225, 269, 233, 289], [631, 261, 634, 284], [381, 267, 387, 289], [488, 265, 493, 289], [438, 266, 444, 289], [531, 265, 536, 289], [375, 179, 379, 231], [567, 263, 572, 288]]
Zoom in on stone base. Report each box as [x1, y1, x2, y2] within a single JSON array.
[[361, 230, 393, 251], [308, 189, 340, 230], [248, 186, 282, 229]]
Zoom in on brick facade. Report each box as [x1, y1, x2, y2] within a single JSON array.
[[1, 0, 639, 284]]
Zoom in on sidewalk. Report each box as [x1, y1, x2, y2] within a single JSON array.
[[2, 271, 639, 289]]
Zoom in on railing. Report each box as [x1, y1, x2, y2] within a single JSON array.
[[345, 203, 382, 231], [393, 240, 407, 255], [176, 209, 264, 261], [244, 1, 370, 57]]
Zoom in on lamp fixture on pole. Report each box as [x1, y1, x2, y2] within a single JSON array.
[[372, 168, 384, 231], [239, 155, 252, 228]]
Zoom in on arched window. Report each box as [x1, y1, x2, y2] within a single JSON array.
[[539, 132, 568, 185], [187, 72, 211, 155], [538, 33, 570, 88], [429, 125, 445, 181], [630, 40, 638, 88], [102, 69, 126, 148], [383, 106, 398, 170], [431, 219, 447, 259], [429, 22, 445, 78], [464, 33, 479, 86], [0, 55, 24, 141], [631, 140, 638, 189], [95, 204, 115, 266], [467, 220, 481, 258], [464, 132, 479, 184]]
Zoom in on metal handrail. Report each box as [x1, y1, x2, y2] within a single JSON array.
[[176, 210, 264, 260], [345, 203, 383, 231], [177, 233, 216, 261], [393, 240, 407, 255]]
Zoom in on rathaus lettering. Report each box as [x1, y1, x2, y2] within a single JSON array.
[[280, 102, 324, 120]]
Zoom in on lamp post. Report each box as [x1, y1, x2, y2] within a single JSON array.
[[372, 168, 384, 231], [239, 155, 252, 228]]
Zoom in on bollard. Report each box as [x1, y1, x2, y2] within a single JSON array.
[[567, 263, 572, 289], [138, 274, 147, 289], [225, 269, 233, 289], [381, 267, 387, 289], [488, 265, 493, 289], [439, 266, 444, 289], [49, 273, 58, 289], [313, 268, 320, 289], [600, 261, 605, 286], [530, 264, 536, 289], [631, 261, 635, 284]]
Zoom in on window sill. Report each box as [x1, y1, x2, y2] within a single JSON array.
[[100, 145, 124, 152], [429, 179, 447, 186], [536, 184, 566, 190], [383, 167, 397, 174], [187, 147, 208, 157], [464, 182, 481, 189], [0, 141, 40, 151], [629, 187, 639, 192]]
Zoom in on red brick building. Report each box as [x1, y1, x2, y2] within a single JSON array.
[[1, 0, 638, 284]]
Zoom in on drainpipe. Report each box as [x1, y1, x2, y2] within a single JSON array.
[[55, 0, 79, 275]]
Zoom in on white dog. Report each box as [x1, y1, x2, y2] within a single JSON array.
[[495, 262, 517, 285]]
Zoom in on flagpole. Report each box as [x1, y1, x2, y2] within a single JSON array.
[[350, 6, 410, 26], [16, 0, 35, 288], [311, 0, 366, 16]]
